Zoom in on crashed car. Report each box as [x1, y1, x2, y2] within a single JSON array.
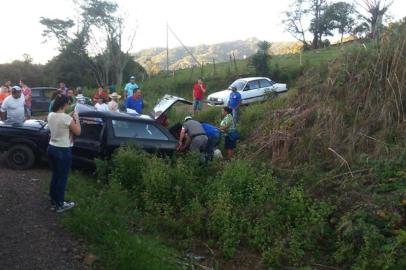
[[0, 95, 192, 169], [207, 77, 287, 106]]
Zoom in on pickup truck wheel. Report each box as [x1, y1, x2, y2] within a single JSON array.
[[6, 144, 36, 170]]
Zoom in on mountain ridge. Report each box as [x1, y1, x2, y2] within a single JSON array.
[[133, 38, 301, 73]]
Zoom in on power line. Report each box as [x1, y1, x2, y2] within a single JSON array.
[[167, 24, 201, 67]]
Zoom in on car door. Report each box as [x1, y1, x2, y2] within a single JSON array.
[[72, 117, 105, 164], [259, 79, 275, 100], [241, 80, 261, 104], [109, 119, 176, 154]]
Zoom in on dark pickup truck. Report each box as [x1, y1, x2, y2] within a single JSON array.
[[0, 95, 192, 169]]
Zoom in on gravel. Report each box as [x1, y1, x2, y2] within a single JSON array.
[[0, 154, 86, 270]]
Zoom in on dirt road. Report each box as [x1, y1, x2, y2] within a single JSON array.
[[0, 155, 84, 270]]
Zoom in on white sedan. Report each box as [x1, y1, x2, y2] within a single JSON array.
[[207, 77, 287, 106]]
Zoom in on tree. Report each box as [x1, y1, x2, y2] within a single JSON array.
[[356, 0, 393, 39], [250, 41, 271, 76], [308, 0, 329, 49], [284, 0, 332, 49], [80, 0, 137, 88], [39, 0, 140, 88], [328, 2, 356, 43], [283, 0, 310, 48], [39, 18, 75, 49]]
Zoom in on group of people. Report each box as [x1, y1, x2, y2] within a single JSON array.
[[1, 75, 241, 213], [46, 76, 144, 116], [192, 78, 241, 126], [178, 105, 239, 161], [187, 79, 242, 160], [0, 80, 32, 125], [89, 76, 144, 114]]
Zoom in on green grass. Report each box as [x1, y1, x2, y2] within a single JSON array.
[[63, 173, 179, 270], [135, 45, 343, 103]]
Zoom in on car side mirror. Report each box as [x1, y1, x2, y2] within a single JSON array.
[[244, 86, 250, 91]]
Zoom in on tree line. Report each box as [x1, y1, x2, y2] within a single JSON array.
[[283, 0, 394, 49], [0, 0, 147, 89]]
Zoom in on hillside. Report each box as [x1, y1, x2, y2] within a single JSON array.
[[134, 38, 300, 71], [65, 23, 406, 270]]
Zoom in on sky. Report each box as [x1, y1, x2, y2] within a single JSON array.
[[0, 0, 405, 64]]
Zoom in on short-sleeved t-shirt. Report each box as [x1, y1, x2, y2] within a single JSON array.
[[125, 96, 144, 114], [125, 83, 139, 97], [228, 91, 242, 109], [0, 95, 25, 124], [220, 114, 235, 134], [193, 83, 206, 100], [47, 112, 73, 148], [183, 119, 206, 137]]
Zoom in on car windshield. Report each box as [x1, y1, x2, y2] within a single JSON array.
[[228, 80, 246, 91]]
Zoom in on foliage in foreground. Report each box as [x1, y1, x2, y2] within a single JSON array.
[[64, 22, 406, 270], [64, 173, 178, 270], [66, 145, 405, 269]]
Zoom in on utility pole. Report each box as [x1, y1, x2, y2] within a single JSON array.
[[166, 22, 169, 76], [167, 24, 201, 67]]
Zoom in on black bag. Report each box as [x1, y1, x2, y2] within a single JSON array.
[[228, 130, 240, 141]]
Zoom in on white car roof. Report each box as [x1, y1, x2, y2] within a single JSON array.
[[236, 77, 270, 81]]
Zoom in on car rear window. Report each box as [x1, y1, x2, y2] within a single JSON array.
[[247, 80, 260, 90], [112, 120, 168, 141], [32, 89, 41, 97]]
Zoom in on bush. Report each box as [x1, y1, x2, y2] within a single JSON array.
[[64, 174, 177, 270]]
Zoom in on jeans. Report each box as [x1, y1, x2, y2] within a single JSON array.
[[205, 136, 220, 161], [47, 145, 72, 206], [193, 99, 203, 111]]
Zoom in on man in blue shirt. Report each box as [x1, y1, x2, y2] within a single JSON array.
[[124, 76, 139, 99], [125, 89, 144, 114], [227, 86, 242, 127]]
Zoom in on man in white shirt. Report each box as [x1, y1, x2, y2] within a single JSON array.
[[0, 86, 27, 125]]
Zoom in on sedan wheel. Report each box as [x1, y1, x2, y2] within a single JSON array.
[[6, 144, 36, 170]]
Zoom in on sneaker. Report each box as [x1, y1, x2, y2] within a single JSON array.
[[56, 201, 75, 213]]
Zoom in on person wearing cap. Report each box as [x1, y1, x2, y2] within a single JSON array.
[[227, 86, 242, 127], [108, 92, 121, 112], [177, 116, 208, 154], [0, 86, 27, 125], [124, 76, 139, 100]]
